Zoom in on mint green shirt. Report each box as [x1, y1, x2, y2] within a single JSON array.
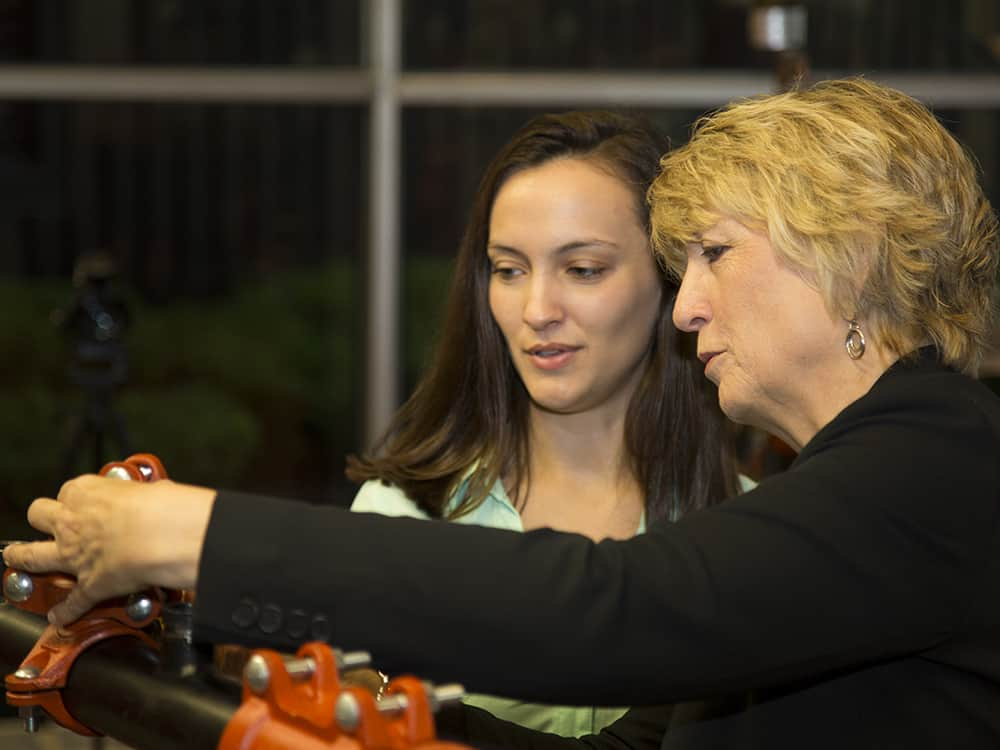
[[350, 473, 755, 737]]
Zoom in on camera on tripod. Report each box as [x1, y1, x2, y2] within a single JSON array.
[[58, 252, 130, 390], [56, 252, 133, 475]]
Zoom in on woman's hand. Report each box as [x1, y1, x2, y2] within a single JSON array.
[[2, 474, 216, 626]]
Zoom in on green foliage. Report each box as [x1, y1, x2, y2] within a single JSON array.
[[403, 255, 455, 380], [0, 385, 67, 504], [129, 260, 359, 422], [0, 255, 454, 536], [0, 261, 363, 527], [0, 278, 72, 387], [119, 384, 260, 486]]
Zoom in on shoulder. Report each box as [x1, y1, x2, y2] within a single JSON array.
[[810, 358, 1000, 463], [350, 479, 432, 520], [774, 358, 1000, 575]]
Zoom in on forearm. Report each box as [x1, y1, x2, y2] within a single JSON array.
[[192, 435, 991, 707]]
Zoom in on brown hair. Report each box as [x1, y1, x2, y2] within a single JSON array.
[[347, 110, 739, 522]]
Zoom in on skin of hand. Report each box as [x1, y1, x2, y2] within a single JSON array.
[[2, 475, 215, 626]]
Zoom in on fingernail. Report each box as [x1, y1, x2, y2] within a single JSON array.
[[47, 612, 56, 625]]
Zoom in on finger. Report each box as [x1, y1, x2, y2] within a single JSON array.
[[55, 475, 100, 504], [48, 584, 98, 627], [24, 498, 63, 535], [2, 540, 65, 573]]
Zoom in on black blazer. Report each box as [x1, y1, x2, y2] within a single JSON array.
[[194, 350, 1000, 748]]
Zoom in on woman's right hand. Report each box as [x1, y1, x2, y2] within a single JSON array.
[[2, 474, 216, 626]]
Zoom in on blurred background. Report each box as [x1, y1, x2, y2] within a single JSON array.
[[0, 0, 998, 546]]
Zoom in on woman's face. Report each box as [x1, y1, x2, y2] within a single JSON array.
[[487, 157, 662, 418], [672, 216, 847, 449]]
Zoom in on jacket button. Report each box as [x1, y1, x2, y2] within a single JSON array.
[[310, 614, 331, 642], [286, 609, 308, 639], [231, 597, 259, 629], [258, 604, 283, 634]]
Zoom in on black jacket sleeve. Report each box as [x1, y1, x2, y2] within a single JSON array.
[[192, 365, 1000, 708]]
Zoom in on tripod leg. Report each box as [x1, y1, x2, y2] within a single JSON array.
[[106, 404, 133, 462], [62, 408, 94, 480]]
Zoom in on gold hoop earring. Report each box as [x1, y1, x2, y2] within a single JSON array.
[[845, 320, 866, 360]]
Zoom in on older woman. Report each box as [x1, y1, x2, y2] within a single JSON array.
[[7, 78, 1000, 748]]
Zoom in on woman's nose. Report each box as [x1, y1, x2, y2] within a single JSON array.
[[672, 268, 711, 333], [522, 275, 563, 329]]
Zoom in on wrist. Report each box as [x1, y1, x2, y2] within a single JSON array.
[[141, 481, 216, 591]]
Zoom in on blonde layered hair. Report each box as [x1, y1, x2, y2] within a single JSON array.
[[650, 77, 999, 374]]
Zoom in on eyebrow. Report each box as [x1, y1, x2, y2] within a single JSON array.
[[486, 239, 620, 257]]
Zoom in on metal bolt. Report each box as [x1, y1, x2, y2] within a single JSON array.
[[376, 693, 407, 713], [244, 654, 271, 695], [19, 706, 42, 733], [378, 683, 465, 715], [335, 692, 361, 732], [284, 657, 315, 680], [125, 593, 154, 622], [13, 666, 39, 680], [282, 650, 371, 681], [427, 683, 466, 711], [337, 649, 372, 671], [4, 571, 34, 603], [104, 465, 134, 481], [159, 602, 197, 678]]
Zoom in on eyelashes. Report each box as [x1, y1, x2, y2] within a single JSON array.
[[488, 263, 608, 281], [566, 266, 605, 280], [701, 245, 730, 263], [490, 265, 523, 280]]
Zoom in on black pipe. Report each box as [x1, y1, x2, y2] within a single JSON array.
[[0, 603, 239, 749]]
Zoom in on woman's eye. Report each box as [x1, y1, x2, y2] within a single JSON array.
[[701, 245, 730, 263], [490, 264, 522, 280], [567, 266, 604, 280]]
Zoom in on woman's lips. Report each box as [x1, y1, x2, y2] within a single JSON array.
[[526, 346, 580, 371], [699, 351, 723, 378]]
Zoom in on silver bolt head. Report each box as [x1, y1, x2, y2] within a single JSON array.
[[244, 654, 271, 695], [104, 466, 134, 481], [13, 666, 40, 680], [4, 571, 34, 603], [125, 594, 154, 622], [335, 692, 361, 732]]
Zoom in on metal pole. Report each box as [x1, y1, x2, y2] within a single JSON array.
[[365, 0, 403, 447], [0, 604, 236, 750], [0, 67, 996, 107]]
